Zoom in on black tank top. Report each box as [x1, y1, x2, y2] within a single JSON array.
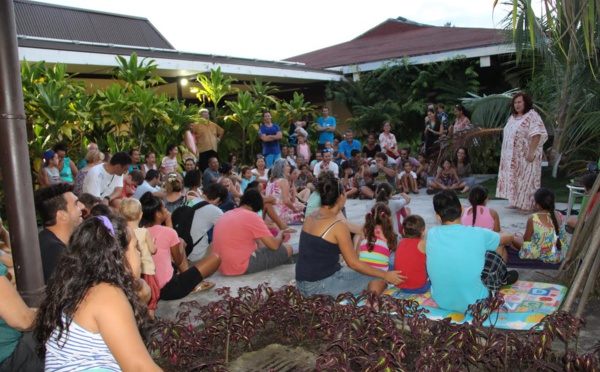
[[295, 220, 342, 282]]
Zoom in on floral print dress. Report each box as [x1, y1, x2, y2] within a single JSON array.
[[519, 212, 569, 263], [265, 179, 304, 224]]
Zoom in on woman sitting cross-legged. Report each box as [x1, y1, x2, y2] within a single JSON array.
[[34, 215, 161, 371], [295, 170, 406, 297]]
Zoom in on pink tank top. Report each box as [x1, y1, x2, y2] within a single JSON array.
[[297, 143, 309, 160], [461, 206, 495, 230]]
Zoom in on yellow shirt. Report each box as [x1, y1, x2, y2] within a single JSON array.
[[191, 121, 224, 153]]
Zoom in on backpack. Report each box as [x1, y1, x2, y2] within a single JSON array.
[[171, 201, 209, 256]]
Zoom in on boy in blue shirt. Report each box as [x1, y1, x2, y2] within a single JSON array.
[[426, 190, 517, 312]]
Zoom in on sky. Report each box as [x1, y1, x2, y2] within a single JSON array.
[[35, 0, 523, 61]]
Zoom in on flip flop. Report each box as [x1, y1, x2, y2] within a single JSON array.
[[191, 281, 215, 294], [505, 205, 518, 209], [282, 227, 298, 234]]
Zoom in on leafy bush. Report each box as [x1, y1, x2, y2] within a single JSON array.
[[146, 285, 599, 371]]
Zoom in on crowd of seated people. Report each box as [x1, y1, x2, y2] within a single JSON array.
[[2, 99, 589, 370]]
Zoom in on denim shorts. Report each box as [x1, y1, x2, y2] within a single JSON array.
[[296, 267, 380, 297]]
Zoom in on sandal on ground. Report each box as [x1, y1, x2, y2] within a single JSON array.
[[282, 227, 298, 233], [505, 205, 518, 209], [191, 281, 215, 294]]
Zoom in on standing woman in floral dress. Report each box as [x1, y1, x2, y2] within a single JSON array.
[[496, 92, 548, 214]]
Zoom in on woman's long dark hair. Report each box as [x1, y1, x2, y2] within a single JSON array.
[[140, 192, 163, 227], [534, 187, 562, 251], [34, 216, 146, 355]]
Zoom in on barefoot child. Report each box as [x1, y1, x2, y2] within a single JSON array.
[[397, 161, 419, 194], [394, 215, 429, 292], [119, 198, 159, 319], [358, 202, 398, 295], [428, 158, 467, 193], [512, 187, 569, 263], [461, 186, 500, 232]]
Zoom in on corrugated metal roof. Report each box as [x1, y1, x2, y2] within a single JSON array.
[[286, 19, 509, 69], [14, 0, 174, 49]]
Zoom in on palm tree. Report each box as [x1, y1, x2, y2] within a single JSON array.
[[195, 67, 238, 120], [496, 0, 600, 175], [224, 91, 262, 162]]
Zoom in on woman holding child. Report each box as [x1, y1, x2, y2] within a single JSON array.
[[497, 92, 548, 213], [295, 171, 405, 297]]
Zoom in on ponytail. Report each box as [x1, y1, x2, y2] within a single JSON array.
[[375, 182, 392, 204], [534, 187, 561, 251], [468, 186, 488, 227], [549, 208, 562, 251], [363, 202, 396, 252]]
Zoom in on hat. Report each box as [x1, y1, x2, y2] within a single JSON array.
[[43, 150, 55, 163]]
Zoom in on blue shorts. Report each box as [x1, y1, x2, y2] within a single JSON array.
[[264, 153, 281, 168]]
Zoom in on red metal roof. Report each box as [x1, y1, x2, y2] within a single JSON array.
[[286, 18, 508, 68]]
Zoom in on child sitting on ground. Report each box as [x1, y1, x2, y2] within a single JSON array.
[[119, 198, 158, 319], [240, 166, 256, 193], [78, 193, 101, 219], [358, 202, 398, 295], [461, 186, 500, 232], [397, 161, 420, 194], [394, 215, 428, 292], [122, 170, 144, 198], [427, 158, 467, 194], [341, 161, 358, 199], [427, 190, 516, 312], [512, 187, 569, 264], [416, 152, 430, 188]]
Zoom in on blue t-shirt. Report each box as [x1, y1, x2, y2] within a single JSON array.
[[339, 139, 361, 158], [0, 262, 20, 363], [426, 224, 500, 312], [259, 124, 282, 155], [317, 116, 336, 144]]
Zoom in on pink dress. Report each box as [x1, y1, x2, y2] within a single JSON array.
[[496, 110, 547, 210], [461, 206, 495, 230], [297, 143, 310, 160], [265, 179, 304, 224]]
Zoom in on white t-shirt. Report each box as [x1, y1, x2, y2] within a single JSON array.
[[132, 181, 160, 200], [313, 161, 339, 177], [398, 171, 417, 179], [187, 200, 224, 261], [82, 164, 123, 198]]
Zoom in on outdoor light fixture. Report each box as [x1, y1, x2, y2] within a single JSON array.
[[180, 78, 188, 86]]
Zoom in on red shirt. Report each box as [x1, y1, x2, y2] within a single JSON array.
[[394, 238, 427, 289]]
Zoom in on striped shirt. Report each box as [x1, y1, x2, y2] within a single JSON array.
[[359, 228, 390, 271], [45, 314, 120, 371]]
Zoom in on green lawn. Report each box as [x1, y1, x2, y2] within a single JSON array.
[[471, 169, 571, 203]]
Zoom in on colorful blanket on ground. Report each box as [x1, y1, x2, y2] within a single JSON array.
[[379, 281, 566, 330]]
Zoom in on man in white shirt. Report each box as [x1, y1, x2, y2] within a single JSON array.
[[82, 151, 131, 205], [132, 169, 164, 200], [313, 150, 339, 177]]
